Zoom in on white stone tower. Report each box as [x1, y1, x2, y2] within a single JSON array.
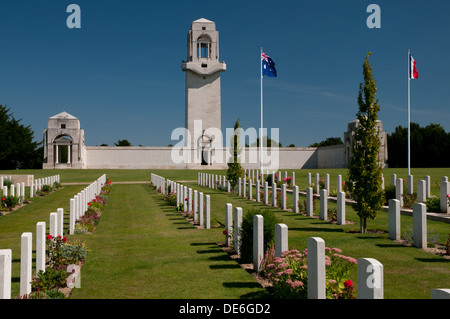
[[43, 111, 86, 169], [182, 18, 226, 165]]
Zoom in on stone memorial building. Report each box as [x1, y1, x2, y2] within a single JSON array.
[[42, 18, 387, 170]]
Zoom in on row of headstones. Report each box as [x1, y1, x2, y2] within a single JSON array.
[[0, 217, 66, 299], [69, 174, 107, 235], [392, 174, 449, 213], [197, 172, 347, 224], [0, 174, 106, 299], [1, 175, 60, 199], [242, 169, 296, 186], [223, 202, 450, 299], [151, 173, 211, 229]]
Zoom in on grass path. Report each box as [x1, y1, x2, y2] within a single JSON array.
[[69, 184, 268, 299]]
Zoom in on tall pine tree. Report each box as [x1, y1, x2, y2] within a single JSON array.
[[348, 52, 384, 233]]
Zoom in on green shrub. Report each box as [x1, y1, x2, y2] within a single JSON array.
[[60, 244, 87, 265], [165, 192, 177, 206], [1, 196, 20, 210], [384, 185, 396, 205], [239, 208, 280, 263], [425, 197, 440, 213], [31, 268, 68, 293], [3, 178, 13, 187]]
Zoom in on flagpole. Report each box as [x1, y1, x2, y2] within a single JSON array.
[[260, 47, 263, 174], [407, 49, 411, 176]]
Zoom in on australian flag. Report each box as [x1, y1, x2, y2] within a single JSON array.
[[261, 50, 277, 77]]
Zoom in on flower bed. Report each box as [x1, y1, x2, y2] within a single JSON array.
[[25, 179, 112, 299], [261, 245, 357, 299]]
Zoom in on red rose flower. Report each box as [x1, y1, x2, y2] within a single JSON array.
[[62, 237, 67, 242], [223, 230, 228, 236], [46, 235, 52, 240], [344, 280, 353, 288]]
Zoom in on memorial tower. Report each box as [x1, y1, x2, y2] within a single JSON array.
[[181, 18, 226, 165]]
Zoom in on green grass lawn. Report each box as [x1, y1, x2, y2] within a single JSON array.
[[0, 168, 449, 299]]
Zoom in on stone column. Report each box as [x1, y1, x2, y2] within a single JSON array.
[[307, 237, 325, 299], [281, 184, 286, 210], [248, 179, 252, 200], [253, 214, 264, 272]]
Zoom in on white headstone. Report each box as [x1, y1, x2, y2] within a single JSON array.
[[320, 189, 328, 220], [275, 224, 288, 257], [413, 203, 427, 249], [357, 258, 383, 299], [36, 222, 46, 273], [234, 207, 243, 255], [307, 237, 326, 299], [225, 203, 232, 246], [306, 187, 313, 217], [388, 199, 400, 241], [20, 232, 32, 298], [0, 249, 12, 299], [253, 214, 264, 272], [337, 191, 346, 225]]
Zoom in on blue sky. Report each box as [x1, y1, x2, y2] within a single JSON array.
[[1, 0, 449, 147]]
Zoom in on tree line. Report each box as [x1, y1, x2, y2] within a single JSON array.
[[387, 123, 450, 168]]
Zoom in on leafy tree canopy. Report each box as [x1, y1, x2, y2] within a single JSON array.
[[0, 105, 42, 169]]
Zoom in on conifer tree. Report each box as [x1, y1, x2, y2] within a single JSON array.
[[348, 52, 384, 233], [227, 118, 243, 190]]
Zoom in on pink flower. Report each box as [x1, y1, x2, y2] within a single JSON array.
[[291, 280, 304, 288], [283, 268, 293, 275]]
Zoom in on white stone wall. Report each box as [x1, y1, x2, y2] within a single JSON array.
[[82, 146, 347, 169], [317, 144, 347, 168]]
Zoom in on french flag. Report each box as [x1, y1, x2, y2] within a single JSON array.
[[410, 55, 419, 79]]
